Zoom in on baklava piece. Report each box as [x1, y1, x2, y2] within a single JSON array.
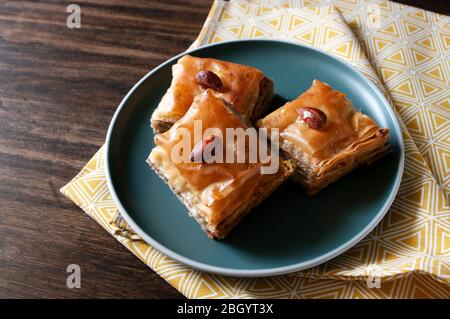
[[148, 90, 293, 239], [258, 80, 390, 195], [151, 55, 274, 133]]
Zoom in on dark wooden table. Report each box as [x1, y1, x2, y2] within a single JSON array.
[[0, 0, 447, 299]]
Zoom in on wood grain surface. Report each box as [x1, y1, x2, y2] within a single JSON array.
[[0, 0, 447, 299]]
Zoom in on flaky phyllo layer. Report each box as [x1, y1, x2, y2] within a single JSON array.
[[258, 80, 390, 194], [148, 90, 293, 238]]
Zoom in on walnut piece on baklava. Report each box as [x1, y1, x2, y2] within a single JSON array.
[[150, 55, 274, 134], [258, 80, 390, 195], [148, 89, 293, 239]]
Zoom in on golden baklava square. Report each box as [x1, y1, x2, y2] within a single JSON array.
[[151, 55, 274, 133], [258, 80, 390, 195], [148, 90, 293, 239]]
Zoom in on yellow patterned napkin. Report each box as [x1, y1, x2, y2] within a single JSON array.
[[61, 0, 450, 298]]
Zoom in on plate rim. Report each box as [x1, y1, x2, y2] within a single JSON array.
[[104, 39, 405, 277]]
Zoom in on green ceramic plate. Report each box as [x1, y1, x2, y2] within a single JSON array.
[[105, 40, 404, 277]]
